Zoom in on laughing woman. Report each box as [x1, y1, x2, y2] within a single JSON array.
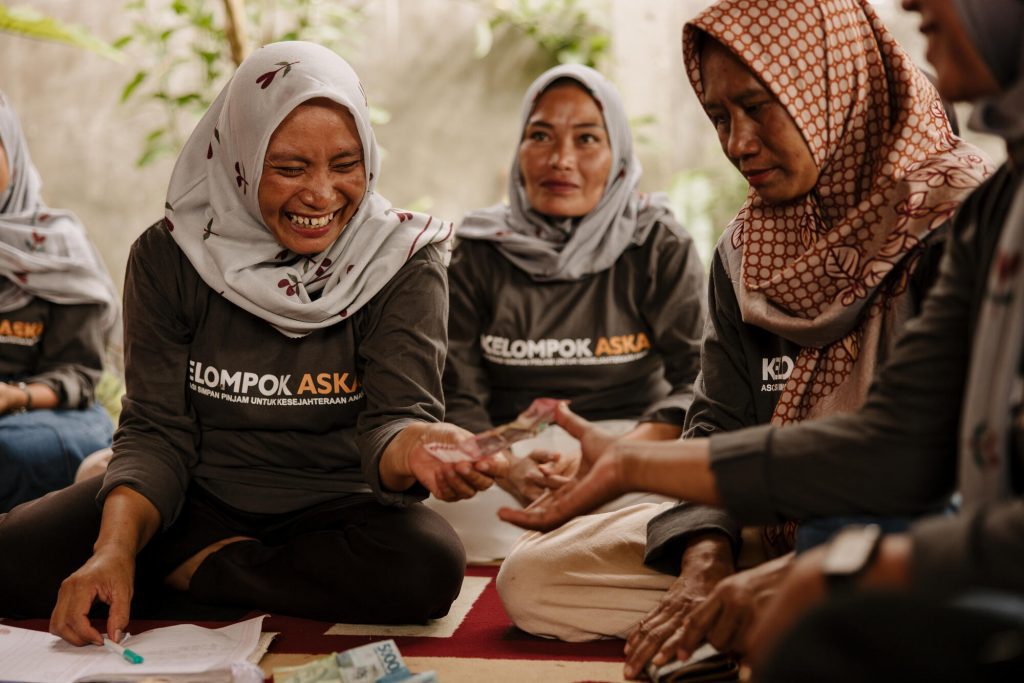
[[0, 42, 498, 643]]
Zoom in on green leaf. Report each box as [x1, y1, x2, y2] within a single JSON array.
[[174, 92, 202, 106], [0, 5, 123, 62], [120, 70, 147, 103], [171, 0, 188, 15], [112, 34, 132, 49], [137, 141, 174, 167]]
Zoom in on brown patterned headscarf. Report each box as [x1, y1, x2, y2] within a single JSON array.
[[684, 0, 993, 425]]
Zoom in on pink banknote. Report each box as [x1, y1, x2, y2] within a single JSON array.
[[424, 398, 561, 463]]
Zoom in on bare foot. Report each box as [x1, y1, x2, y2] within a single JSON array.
[[164, 536, 255, 591]]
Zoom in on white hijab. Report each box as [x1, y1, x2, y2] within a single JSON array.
[[458, 64, 675, 282], [164, 41, 453, 337], [0, 91, 119, 338]]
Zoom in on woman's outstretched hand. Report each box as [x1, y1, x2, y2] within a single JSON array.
[[554, 403, 618, 476], [387, 422, 509, 502], [499, 449, 578, 505], [497, 443, 628, 531]]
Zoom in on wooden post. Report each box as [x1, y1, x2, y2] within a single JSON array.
[[222, 0, 249, 66]]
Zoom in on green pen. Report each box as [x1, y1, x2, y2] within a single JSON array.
[[102, 635, 144, 664]]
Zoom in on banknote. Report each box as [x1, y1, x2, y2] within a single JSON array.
[[272, 653, 342, 683], [336, 639, 407, 682], [424, 397, 561, 463], [272, 640, 438, 683]]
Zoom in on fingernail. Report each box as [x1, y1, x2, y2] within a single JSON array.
[[653, 652, 667, 665], [624, 665, 636, 678], [114, 629, 123, 642], [478, 462, 490, 472]]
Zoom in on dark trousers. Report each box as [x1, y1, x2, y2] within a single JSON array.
[[760, 592, 1024, 682], [0, 477, 465, 623]]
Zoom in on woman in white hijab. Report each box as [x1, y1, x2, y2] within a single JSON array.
[[0, 92, 118, 513], [438, 64, 706, 561], [0, 42, 501, 643]]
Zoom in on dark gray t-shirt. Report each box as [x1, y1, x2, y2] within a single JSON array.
[[0, 297, 105, 407], [444, 222, 705, 432], [101, 223, 447, 528]]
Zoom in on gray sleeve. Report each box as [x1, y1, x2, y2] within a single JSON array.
[[28, 302, 106, 408], [644, 502, 741, 574], [646, 247, 753, 569], [909, 499, 1024, 596], [442, 242, 495, 433], [639, 224, 706, 426], [708, 215, 975, 525], [357, 245, 448, 506], [99, 225, 198, 529]]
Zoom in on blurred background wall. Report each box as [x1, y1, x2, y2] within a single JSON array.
[[0, 0, 1007, 289]]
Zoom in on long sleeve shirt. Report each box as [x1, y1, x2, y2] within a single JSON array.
[[708, 163, 1024, 596], [444, 221, 705, 432], [0, 297, 105, 408], [644, 219, 948, 572], [100, 223, 448, 528]]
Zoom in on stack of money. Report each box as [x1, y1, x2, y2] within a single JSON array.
[[272, 640, 438, 683]]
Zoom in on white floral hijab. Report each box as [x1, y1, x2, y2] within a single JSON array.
[[165, 41, 453, 337], [0, 91, 119, 339]]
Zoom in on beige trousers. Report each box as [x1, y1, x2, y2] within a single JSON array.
[[496, 497, 678, 641]]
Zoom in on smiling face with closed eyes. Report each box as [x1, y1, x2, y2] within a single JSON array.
[[257, 97, 367, 255], [699, 38, 819, 205]]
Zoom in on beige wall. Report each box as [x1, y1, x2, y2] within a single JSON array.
[[0, 0, 1006, 289]]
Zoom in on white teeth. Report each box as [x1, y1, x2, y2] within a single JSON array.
[[287, 211, 335, 228]]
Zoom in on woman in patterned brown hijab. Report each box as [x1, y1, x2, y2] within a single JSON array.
[[610, 0, 998, 666], [684, 0, 992, 424], [496, 0, 996, 675]]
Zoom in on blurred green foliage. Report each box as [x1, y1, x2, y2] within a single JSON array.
[[116, 0, 372, 167], [668, 168, 749, 266], [474, 0, 610, 68], [0, 4, 122, 60]]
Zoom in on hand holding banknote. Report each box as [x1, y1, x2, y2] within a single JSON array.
[[404, 422, 508, 502], [422, 398, 562, 463]]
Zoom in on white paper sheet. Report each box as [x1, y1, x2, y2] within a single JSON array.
[[0, 615, 266, 683]]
